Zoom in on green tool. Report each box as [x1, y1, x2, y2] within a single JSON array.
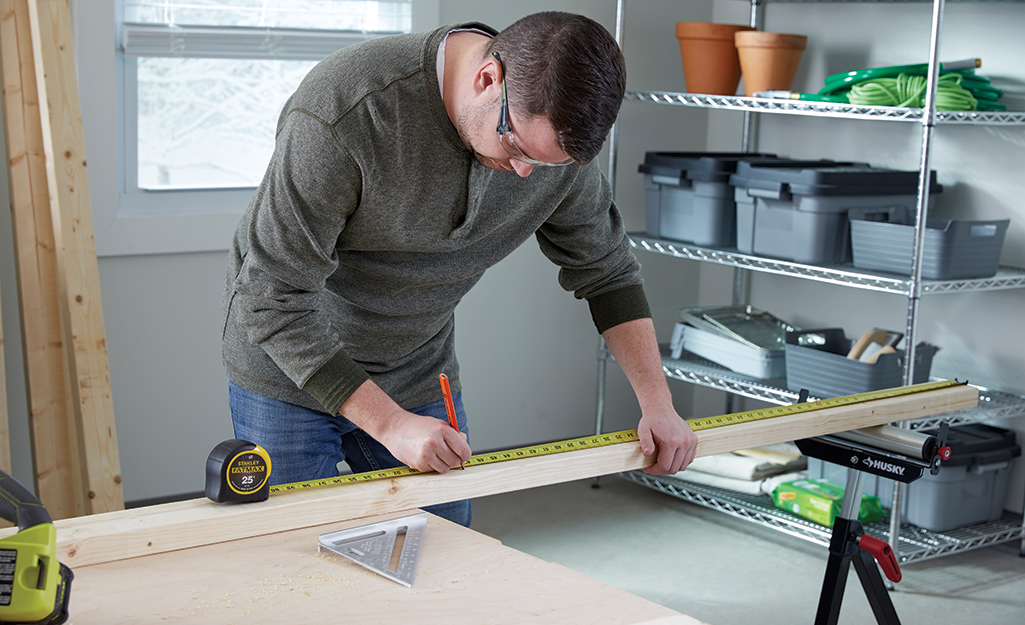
[[0, 471, 72, 624], [818, 58, 981, 95], [757, 58, 1004, 111]]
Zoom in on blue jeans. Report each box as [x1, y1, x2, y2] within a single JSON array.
[[228, 381, 471, 527]]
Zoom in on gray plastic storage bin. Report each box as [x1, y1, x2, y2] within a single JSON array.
[[808, 424, 1020, 532], [784, 328, 937, 398], [639, 152, 778, 246], [849, 208, 1009, 280], [730, 162, 941, 265], [670, 323, 786, 379]]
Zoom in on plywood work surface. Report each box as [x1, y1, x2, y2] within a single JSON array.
[[67, 510, 704, 625]]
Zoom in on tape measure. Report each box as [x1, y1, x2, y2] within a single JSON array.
[[205, 439, 273, 503], [206, 379, 962, 503]]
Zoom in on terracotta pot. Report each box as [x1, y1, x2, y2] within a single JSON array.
[[675, 22, 754, 96], [734, 31, 808, 97]]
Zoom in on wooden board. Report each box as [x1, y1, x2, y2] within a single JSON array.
[[67, 510, 705, 625], [0, 0, 77, 517], [27, 0, 123, 514], [2, 382, 976, 569]]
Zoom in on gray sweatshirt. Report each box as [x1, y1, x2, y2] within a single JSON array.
[[221, 23, 649, 415]]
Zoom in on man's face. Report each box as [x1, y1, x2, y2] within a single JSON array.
[[456, 97, 571, 178]]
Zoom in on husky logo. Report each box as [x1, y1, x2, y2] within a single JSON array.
[[861, 456, 906, 476]]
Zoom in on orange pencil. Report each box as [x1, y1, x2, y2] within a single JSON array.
[[438, 373, 458, 430], [439, 373, 464, 468]]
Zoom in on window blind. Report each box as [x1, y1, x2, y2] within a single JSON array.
[[120, 23, 396, 60]]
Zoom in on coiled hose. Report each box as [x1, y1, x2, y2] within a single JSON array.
[[847, 72, 978, 110]]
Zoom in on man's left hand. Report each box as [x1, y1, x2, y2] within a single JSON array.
[[637, 409, 697, 475]]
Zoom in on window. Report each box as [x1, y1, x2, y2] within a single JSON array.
[[121, 1, 411, 193], [78, 0, 432, 256]]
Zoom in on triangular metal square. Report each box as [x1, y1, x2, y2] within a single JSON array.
[[318, 512, 428, 588]]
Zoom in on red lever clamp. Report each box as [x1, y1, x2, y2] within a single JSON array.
[[858, 534, 902, 583]]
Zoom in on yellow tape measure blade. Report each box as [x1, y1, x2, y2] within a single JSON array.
[[270, 429, 641, 494], [686, 380, 962, 432]]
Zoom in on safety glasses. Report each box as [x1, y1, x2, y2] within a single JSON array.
[[492, 51, 574, 167]]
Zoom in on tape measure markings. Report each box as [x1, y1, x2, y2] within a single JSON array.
[[269, 379, 962, 495], [271, 429, 641, 493]]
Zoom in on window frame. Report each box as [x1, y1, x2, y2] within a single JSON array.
[[75, 0, 438, 257]]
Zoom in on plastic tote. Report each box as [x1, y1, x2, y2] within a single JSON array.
[[784, 328, 938, 398], [849, 208, 1009, 280], [639, 152, 778, 246], [730, 162, 941, 265]]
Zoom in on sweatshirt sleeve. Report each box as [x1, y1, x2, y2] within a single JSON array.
[[534, 161, 652, 333], [587, 284, 652, 334], [231, 109, 368, 414]]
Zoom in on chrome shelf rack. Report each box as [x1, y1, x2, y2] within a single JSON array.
[[654, 345, 1025, 429], [624, 91, 1025, 125], [599, 0, 1025, 565], [619, 471, 1024, 564], [629, 233, 1025, 295]]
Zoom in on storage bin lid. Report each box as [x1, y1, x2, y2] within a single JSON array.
[[929, 423, 1021, 467], [680, 305, 796, 352], [638, 152, 780, 183], [730, 161, 941, 197]]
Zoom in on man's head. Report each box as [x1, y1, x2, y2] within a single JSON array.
[[484, 12, 626, 166]]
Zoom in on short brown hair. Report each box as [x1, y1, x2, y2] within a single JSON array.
[[486, 12, 626, 165]]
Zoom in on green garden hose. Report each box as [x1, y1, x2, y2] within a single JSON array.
[[815, 58, 1003, 111], [846, 72, 978, 110]]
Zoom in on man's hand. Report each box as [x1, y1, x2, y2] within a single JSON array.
[[375, 411, 472, 474], [600, 317, 698, 475], [637, 409, 697, 475], [340, 379, 471, 473]]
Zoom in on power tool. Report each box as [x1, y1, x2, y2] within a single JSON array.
[[0, 471, 72, 624]]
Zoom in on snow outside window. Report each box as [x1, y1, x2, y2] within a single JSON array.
[[120, 0, 412, 195]]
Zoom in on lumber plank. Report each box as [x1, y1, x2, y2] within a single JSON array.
[[0, 0, 78, 517], [26, 0, 123, 513], [2, 382, 975, 569]]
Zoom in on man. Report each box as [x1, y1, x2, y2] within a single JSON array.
[[221, 12, 696, 527]]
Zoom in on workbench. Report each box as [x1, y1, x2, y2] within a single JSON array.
[[66, 509, 703, 624]]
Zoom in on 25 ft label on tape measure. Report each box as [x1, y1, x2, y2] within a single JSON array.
[[205, 439, 273, 503]]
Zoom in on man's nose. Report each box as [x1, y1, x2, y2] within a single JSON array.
[[510, 159, 535, 178]]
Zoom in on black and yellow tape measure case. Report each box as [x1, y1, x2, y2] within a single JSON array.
[[205, 440, 273, 503], [0, 472, 72, 625]]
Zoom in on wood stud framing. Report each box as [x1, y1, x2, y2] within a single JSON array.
[[0, 0, 123, 516]]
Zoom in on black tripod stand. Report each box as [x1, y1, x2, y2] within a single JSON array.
[[796, 422, 950, 625], [815, 470, 903, 625]]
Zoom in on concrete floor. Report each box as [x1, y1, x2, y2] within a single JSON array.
[[471, 476, 1025, 625]]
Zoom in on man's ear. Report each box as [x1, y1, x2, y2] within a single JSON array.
[[472, 55, 502, 98]]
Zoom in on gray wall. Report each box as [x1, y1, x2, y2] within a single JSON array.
[[0, 0, 712, 504]]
